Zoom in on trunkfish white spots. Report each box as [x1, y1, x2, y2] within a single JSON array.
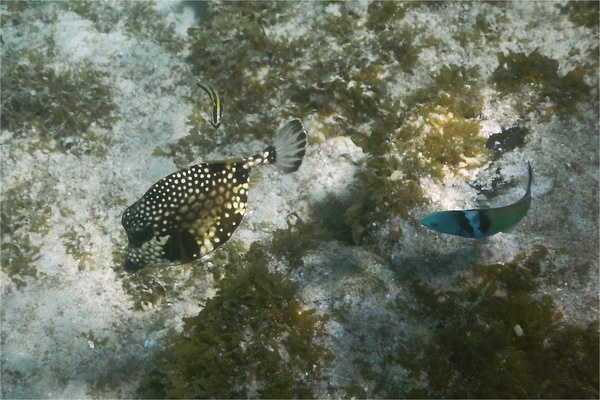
[[122, 119, 307, 272]]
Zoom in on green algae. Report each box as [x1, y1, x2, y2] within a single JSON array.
[[61, 229, 94, 272], [365, 1, 409, 32], [121, 270, 169, 310], [0, 240, 39, 289], [348, 64, 490, 245], [186, 2, 301, 144], [268, 213, 342, 269], [559, 1, 599, 30], [185, 4, 495, 245], [491, 50, 591, 121], [64, 1, 185, 53], [138, 257, 332, 398], [394, 248, 599, 399], [119, 2, 185, 54], [1, 175, 57, 288], [3, 0, 29, 15], [184, 2, 415, 145], [1, 46, 116, 157], [1, 178, 57, 237], [377, 64, 485, 163], [152, 130, 209, 169], [119, 248, 215, 310], [408, 65, 485, 119], [309, 194, 357, 246], [453, 13, 495, 48]]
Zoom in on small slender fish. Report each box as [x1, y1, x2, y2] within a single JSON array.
[[197, 82, 222, 129], [421, 162, 532, 238], [122, 119, 307, 272]]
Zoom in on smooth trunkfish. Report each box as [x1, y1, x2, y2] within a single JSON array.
[[122, 119, 307, 272]]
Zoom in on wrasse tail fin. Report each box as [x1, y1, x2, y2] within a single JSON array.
[[268, 119, 307, 173]]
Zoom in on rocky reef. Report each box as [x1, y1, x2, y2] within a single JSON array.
[[1, 1, 598, 398]]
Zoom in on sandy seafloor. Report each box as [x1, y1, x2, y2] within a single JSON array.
[[1, 1, 598, 398]]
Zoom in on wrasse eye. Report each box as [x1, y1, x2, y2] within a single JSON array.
[[421, 162, 533, 238]]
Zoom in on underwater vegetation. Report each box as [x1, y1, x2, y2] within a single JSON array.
[[348, 64, 490, 245], [182, 1, 596, 249], [139, 5, 597, 397], [1, 236, 40, 289], [1, 47, 116, 157], [118, 240, 236, 310], [559, 1, 600, 30], [491, 49, 592, 122], [2, 1, 596, 398], [186, 2, 303, 142], [1, 2, 118, 288], [138, 249, 332, 398], [131, 212, 599, 398], [185, 2, 418, 139], [395, 247, 599, 399], [60, 1, 185, 53]]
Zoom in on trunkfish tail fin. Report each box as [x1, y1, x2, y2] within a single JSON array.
[[267, 119, 307, 173], [122, 119, 308, 271]]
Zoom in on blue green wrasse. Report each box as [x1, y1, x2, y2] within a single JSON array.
[[421, 162, 532, 238], [197, 82, 222, 129]]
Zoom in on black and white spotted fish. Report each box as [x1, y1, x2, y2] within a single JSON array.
[[121, 119, 307, 272]]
